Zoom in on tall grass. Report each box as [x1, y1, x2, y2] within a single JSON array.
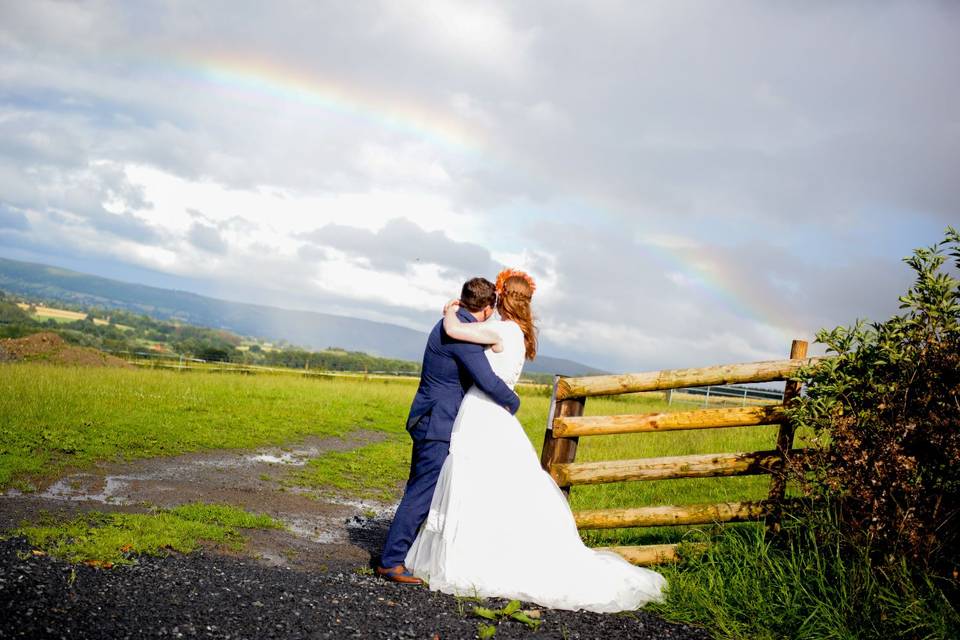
[[652, 519, 960, 640]]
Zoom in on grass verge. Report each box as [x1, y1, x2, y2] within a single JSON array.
[[651, 523, 960, 640], [11, 503, 284, 567]]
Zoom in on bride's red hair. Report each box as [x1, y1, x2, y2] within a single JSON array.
[[495, 271, 538, 360]]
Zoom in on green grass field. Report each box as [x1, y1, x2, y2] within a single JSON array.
[[0, 364, 411, 490], [1, 363, 788, 548]]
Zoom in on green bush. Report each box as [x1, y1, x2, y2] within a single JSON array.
[[789, 228, 959, 579]]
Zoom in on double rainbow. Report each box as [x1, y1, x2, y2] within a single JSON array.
[[175, 53, 795, 335]]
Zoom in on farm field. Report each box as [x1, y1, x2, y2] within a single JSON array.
[[1, 363, 787, 548], [16, 303, 116, 327]]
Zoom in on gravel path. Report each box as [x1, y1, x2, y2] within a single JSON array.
[[0, 537, 710, 640]]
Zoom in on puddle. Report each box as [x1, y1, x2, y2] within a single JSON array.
[[329, 497, 397, 519], [0, 431, 398, 570], [247, 452, 306, 465], [178, 443, 326, 470], [40, 474, 138, 504], [2, 433, 388, 507], [283, 515, 344, 544]]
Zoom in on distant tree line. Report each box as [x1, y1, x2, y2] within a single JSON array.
[[257, 347, 418, 373], [0, 291, 421, 374]]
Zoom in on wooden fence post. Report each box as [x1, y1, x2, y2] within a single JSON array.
[[540, 376, 585, 498], [766, 339, 808, 532]]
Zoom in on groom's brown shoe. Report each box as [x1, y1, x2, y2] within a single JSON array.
[[376, 564, 423, 585]]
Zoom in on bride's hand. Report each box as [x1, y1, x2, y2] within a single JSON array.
[[443, 299, 461, 315]]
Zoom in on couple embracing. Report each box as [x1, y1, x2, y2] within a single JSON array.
[[377, 269, 665, 613]]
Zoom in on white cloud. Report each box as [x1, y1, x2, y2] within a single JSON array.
[[375, 1, 537, 80], [122, 164, 483, 248]]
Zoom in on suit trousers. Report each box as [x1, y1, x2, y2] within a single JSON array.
[[380, 435, 449, 567]]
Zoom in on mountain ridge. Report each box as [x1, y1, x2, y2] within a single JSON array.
[[0, 256, 605, 377]]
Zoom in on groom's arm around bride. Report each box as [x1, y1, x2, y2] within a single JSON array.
[[406, 279, 520, 441]]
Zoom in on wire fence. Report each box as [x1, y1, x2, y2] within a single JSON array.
[[665, 384, 785, 407], [104, 349, 422, 379]]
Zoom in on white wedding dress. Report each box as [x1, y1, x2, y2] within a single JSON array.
[[405, 319, 666, 613]]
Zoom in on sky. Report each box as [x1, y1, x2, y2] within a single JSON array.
[[0, 1, 957, 372]]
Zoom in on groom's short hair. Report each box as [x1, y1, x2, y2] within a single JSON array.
[[460, 277, 497, 312]]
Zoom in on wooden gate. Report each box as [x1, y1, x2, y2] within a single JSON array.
[[540, 340, 821, 565]]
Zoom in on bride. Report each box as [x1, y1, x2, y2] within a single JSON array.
[[405, 269, 666, 613]]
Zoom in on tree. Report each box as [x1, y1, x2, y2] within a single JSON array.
[[196, 346, 232, 362], [0, 300, 33, 325]]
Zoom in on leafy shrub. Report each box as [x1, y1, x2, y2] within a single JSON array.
[[789, 228, 960, 580]]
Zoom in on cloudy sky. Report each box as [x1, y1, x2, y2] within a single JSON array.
[[0, 1, 957, 371]]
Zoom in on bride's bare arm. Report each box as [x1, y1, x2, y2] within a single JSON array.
[[443, 300, 504, 353]]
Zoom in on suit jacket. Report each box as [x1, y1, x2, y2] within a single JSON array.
[[406, 307, 520, 442]]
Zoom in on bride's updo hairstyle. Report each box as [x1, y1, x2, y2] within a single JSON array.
[[495, 269, 538, 361]]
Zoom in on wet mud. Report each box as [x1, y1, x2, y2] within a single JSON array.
[[0, 431, 398, 572]]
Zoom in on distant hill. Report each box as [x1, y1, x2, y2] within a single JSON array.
[[0, 257, 604, 377], [528, 355, 605, 378]]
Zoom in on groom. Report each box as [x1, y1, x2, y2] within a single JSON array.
[[377, 277, 521, 584]]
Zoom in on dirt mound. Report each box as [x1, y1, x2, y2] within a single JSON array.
[[0, 332, 132, 368]]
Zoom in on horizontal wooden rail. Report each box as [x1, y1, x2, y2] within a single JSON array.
[[596, 543, 708, 565], [575, 500, 773, 529], [556, 357, 825, 400], [551, 449, 802, 486], [553, 405, 786, 437]]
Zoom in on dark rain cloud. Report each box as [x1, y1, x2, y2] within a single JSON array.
[[85, 210, 162, 244], [187, 222, 228, 254], [300, 218, 500, 280]]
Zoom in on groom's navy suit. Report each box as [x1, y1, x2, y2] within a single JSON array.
[[380, 307, 521, 568]]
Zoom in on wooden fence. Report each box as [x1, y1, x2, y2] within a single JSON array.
[[540, 340, 822, 565]]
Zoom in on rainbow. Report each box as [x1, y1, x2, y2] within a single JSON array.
[[177, 52, 482, 154], [169, 53, 800, 338], [642, 239, 803, 337]]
